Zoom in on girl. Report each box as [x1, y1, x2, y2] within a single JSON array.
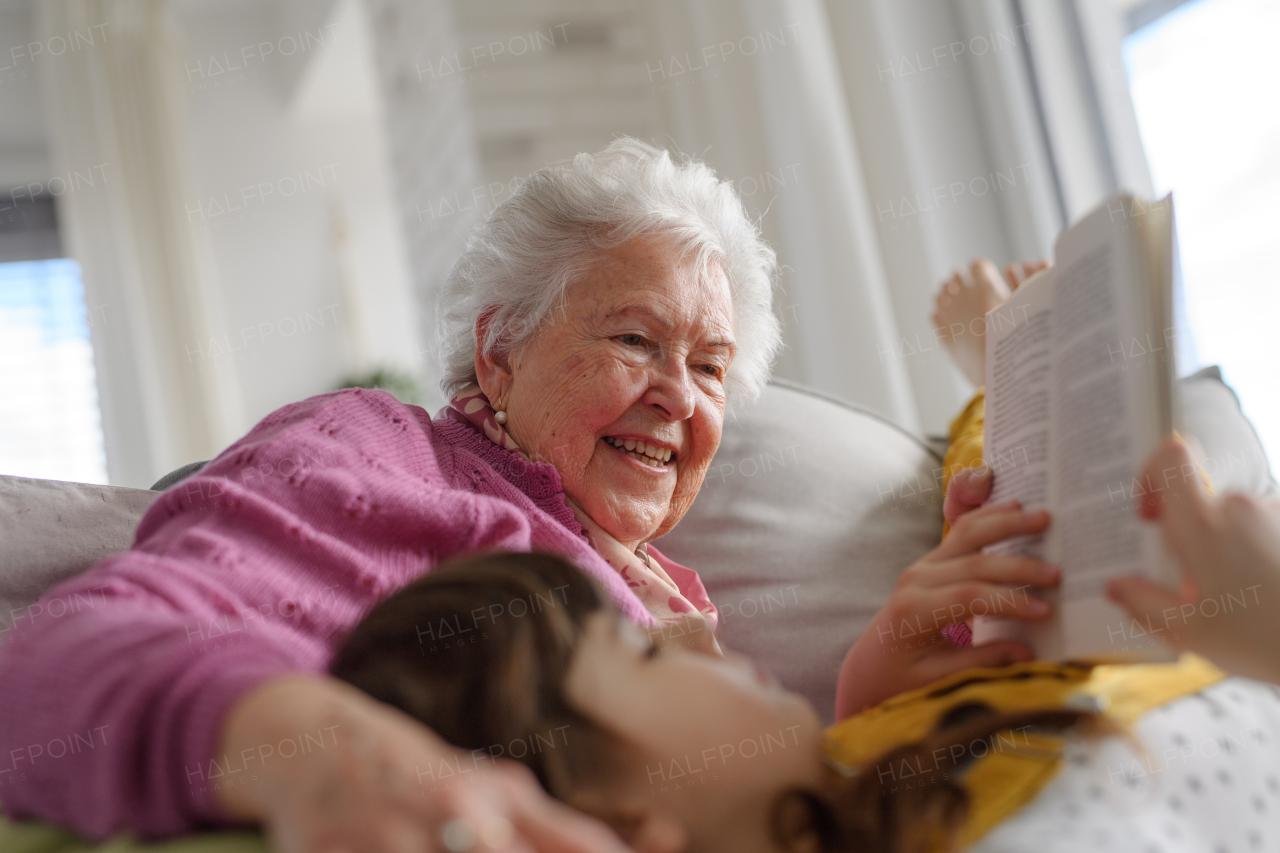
[[329, 550, 1280, 853]]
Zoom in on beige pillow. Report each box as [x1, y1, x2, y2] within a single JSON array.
[[0, 476, 157, 648], [656, 380, 947, 723]]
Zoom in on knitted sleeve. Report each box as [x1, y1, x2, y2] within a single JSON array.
[[0, 389, 536, 840]]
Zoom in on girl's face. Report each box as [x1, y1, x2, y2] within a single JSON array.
[[564, 612, 826, 853]]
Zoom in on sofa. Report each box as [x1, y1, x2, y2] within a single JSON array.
[[2, 370, 1274, 712], [0, 369, 1273, 849]]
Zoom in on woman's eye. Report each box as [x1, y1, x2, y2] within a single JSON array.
[[618, 334, 645, 347], [644, 641, 661, 660], [698, 364, 723, 378]]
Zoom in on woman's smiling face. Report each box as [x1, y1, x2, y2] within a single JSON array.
[[480, 237, 735, 548]]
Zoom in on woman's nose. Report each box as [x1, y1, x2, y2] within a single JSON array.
[[643, 353, 696, 421]]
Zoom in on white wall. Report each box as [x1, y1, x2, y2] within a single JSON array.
[[172, 0, 421, 435], [0, 3, 52, 189]]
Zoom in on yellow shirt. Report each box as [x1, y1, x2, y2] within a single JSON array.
[[822, 654, 1226, 847], [904, 392, 1223, 844], [941, 390, 987, 538]]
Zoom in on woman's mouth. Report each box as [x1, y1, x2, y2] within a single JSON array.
[[603, 436, 675, 469]]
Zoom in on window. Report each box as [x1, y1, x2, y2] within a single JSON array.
[[1121, 0, 1280, 464], [0, 257, 109, 484]]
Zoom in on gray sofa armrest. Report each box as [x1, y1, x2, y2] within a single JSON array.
[[150, 460, 210, 491], [0, 476, 159, 645], [1178, 366, 1277, 497]]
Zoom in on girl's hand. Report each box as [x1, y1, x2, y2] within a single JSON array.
[[215, 674, 628, 853], [1107, 439, 1280, 685], [835, 502, 1059, 718], [943, 465, 994, 528]]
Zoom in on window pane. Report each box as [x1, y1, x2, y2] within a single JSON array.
[[1122, 0, 1280, 466], [0, 259, 109, 484]]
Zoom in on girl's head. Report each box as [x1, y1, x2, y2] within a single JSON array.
[[330, 552, 1082, 853], [329, 551, 825, 853]]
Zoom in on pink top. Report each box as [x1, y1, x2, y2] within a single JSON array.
[[0, 388, 717, 840], [442, 384, 721, 632]]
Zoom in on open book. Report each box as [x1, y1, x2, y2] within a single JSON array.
[[973, 192, 1179, 661]]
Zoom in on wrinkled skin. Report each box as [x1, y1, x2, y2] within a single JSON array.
[[476, 237, 736, 550]]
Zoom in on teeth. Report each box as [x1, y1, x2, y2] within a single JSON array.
[[605, 437, 673, 466]]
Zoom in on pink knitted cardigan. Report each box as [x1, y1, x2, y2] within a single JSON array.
[[0, 388, 715, 840]]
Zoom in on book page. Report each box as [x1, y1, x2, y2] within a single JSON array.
[[1143, 195, 1176, 436], [973, 194, 1177, 661], [970, 271, 1055, 650], [1048, 194, 1177, 660], [983, 271, 1055, 545]]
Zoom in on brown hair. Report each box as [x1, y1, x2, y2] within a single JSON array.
[[330, 551, 1092, 852], [785, 705, 1095, 853], [329, 550, 631, 796]]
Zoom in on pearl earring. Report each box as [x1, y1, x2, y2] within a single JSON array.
[[494, 408, 507, 424]]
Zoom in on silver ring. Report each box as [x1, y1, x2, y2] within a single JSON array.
[[440, 818, 478, 853]]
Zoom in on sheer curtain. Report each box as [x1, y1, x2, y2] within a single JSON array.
[[46, 0, 1162, 485], [362, 0, 485, 415], [640, 0, 921, 430], [642, 0, 1097, 433], [359, 0, 1036, 433], [36, 0, 243, 487]]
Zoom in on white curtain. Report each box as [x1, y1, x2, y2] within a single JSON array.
[[361, 0, 485, 415], [640, 0, 922, 430], [37, 0, 242, 487], [47, 0, 1158, 474], [317, 0, 1162, 436], [635, 0, 1095, 433]]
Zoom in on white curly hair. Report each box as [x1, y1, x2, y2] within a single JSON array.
[[435, 137, 782, 412]]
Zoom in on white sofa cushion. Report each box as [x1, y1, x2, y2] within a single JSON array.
[[656, 371, 1278, 721], [1179, 366, 1277, 496], [656, 380, 946, 722], [2, 372, 1273, 722], [0, 476, 157, 645]]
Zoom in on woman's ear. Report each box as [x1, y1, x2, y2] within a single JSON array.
[[474, 310, 514, 404]]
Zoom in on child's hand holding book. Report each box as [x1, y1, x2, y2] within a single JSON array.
[[946, 438, 1280, 686], [834, 501, 1061, 718], [1108, 439, 1280, 685]]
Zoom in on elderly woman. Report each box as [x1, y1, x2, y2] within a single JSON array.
[[0, 139, 1049, 853]]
